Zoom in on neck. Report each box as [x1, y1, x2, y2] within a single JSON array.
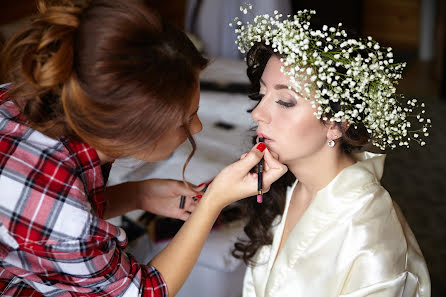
[[287, 147, 355, 197]]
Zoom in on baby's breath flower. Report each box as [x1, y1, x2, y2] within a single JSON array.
[[230, 5, 431, 150]]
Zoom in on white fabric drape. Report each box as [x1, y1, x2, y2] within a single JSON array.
[[243, 152, 431, 297]]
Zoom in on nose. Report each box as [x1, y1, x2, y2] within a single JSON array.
[[251, 95, 270, 124], [190, 115, 203, 135]]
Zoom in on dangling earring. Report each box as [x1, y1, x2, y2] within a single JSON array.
[[328, 140, 335, 147]]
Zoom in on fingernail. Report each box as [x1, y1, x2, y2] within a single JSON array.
[[197, 183, 205, 187], [195, 195, 202, 199], [256, 142, 266, 152]]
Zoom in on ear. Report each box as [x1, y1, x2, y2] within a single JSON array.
[[326, 120, 343, 140]]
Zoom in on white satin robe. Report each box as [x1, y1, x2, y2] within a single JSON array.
[[242, 152, 430, 297]]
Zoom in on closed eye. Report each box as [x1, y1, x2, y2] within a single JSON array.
[[276, 100, 295, 108]]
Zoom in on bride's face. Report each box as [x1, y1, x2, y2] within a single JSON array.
[[251, 55, 329, 164]]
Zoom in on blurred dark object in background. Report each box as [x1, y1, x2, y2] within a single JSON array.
[[144, 0, 188, 29], [362, 0, 419, 50], [291, 0, 446, 100], [0, 0, 37, 26], [291, 0, 363, 36]]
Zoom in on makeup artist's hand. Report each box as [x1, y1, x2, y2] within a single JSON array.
[[203, 143, 287, 209], [135, 179, 205, 221]]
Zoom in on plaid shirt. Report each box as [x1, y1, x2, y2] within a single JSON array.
[[0, 87, 168, 297]]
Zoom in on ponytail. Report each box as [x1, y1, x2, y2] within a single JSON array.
[[1, 0, 83, 138], [1, 0, 208, 160]]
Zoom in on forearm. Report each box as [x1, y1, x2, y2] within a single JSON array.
[[149, 194, 222, 297], [103, 182, 139, 220]]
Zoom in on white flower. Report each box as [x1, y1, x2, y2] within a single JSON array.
[[232, 4, 431, 150]]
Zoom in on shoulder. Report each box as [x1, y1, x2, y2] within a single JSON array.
[[340, 205, 430, 295], [336, 191, 430, 294], [0, 118, 81, 196], [329, 152, 386, 197], [314, 153, 420, 280], [316, 152, 393, 221], [0, 121, 94, 242]]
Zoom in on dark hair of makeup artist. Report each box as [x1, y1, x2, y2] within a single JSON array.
[[1, 0, 207, 175], [232, 42, 370, 265]]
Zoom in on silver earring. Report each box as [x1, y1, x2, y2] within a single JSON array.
[[328, 140, 335, 147]]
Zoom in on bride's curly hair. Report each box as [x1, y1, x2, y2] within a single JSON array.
[[232, 42, 370, 266]]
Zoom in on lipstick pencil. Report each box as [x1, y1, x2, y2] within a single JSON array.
[[257, 137, 264, 203]]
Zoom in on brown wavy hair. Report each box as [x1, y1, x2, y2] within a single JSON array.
[[1, 0, 208, 174], [232, 42, 370, 265]]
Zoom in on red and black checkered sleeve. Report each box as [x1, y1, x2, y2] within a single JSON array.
[[0, 94, 168, 296]]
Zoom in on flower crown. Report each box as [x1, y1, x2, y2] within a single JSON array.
[[231, 5, 431, 150]]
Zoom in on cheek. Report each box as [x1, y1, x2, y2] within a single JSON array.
[[275, 115, 326, 157], [143, 130, 187, 161], [166, 130, 188, 150]]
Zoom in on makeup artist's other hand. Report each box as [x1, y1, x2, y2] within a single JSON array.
[[204, 143, 287, 209], [135, 179, 204, 221]]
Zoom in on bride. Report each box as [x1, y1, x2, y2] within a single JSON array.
[[231, 7, 431, 297]]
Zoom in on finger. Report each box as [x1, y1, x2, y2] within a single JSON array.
[[192, 183, 206, 192], [262, 149, 288, 187], [178, 211, 191, 221], [184, 196, 198, 211], [263, 147, 283, 168], [178, 184, 200, 197], [233, 143, 265, 173], [263, 164, 287, 188], [263, 148, 278, 171], [269, 150, 280, 160], [240, 153, 248, 160]]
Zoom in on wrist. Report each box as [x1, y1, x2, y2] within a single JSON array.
[[131, 181, 145, 210], [199, 190, 226, 217], [103, 182, 140, 219]]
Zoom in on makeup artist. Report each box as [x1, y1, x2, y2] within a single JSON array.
[[0, 0, 287, 296]]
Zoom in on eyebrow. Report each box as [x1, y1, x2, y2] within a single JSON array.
[[260, 78, 302, 96]]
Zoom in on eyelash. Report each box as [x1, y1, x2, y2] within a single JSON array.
[[180, 115, 195, 129], [251, 92, 295, 108], [275, 100, 295, 108]]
